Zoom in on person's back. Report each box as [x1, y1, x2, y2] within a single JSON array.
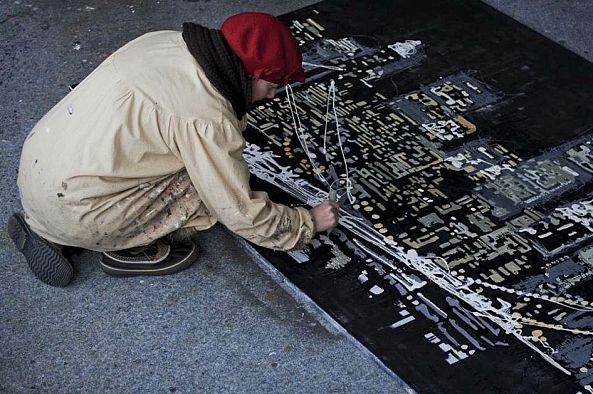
[[18, 30, 241, 251]]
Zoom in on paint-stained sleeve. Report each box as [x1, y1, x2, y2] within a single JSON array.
[[173, 118, 315, 251]]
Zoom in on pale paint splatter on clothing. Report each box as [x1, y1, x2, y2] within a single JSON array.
[[92, 170, 207, 250]]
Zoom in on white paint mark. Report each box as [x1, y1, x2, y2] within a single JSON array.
[[306, 18, 325, 31], [445, 153, 514, 180], [557, 199, 593, 232], [518, 227, 537, 235], [358, 270, 368, 284], [389, 315, 415, 328], [445, 353, 459, 364], [287, 249, 310, 263], [302, 61, 345, 71], [388, 40, 422, 59], [369, 285, 384, 295]]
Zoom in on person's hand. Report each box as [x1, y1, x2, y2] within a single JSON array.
[[310, 200, 339, 232]]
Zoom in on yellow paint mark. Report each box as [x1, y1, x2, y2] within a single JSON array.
[[455, 115, 477, 134], [531, 330, 543, 338]]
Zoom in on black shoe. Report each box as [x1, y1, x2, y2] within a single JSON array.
[[7, 212, 74, 287], [100, 239, 198, 277]]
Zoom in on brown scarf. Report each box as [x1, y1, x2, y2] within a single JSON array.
[[182, 22, 252, 120]]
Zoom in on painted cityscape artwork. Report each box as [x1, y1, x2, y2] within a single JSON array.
[[242, 0, 593, 392]]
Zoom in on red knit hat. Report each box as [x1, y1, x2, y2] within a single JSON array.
[[221, 12, 306, 85]]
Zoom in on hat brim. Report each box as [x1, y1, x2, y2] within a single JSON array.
[[290, 68, 306, 83]]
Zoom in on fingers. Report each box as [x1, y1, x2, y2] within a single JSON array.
[[324, 200, 339, 214], [327, 200, 340, 210], [323, 200, 339, 227], [319, 201, 340, 216], [320, 200, 339, 209], [309, 200, 340, 232], [331, 205, 339, 217]]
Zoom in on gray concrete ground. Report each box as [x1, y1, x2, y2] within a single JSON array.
[[1, 1, 591, 393]]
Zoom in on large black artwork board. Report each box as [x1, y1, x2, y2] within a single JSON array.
[[241, 1, 593, 392]]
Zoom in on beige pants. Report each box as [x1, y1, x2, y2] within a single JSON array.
[[23, 170, 214, 252]]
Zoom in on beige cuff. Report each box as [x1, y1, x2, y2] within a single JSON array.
[[288, 206, 315, 251]]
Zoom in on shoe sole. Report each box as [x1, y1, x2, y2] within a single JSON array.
[[99, 242, 198, 277], [7, 213, 73, 287]]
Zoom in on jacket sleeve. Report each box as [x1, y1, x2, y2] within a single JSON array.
[[173, 117, 315, 251]]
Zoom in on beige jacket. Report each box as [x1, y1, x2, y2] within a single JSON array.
[[18, 31, 314, 252]]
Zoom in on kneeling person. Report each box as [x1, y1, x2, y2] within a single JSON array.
[[9, 12, 339, 287]]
